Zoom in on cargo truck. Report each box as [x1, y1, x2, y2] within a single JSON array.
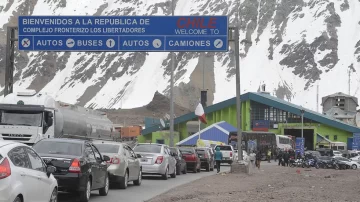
[[0, 90, 117, 145]]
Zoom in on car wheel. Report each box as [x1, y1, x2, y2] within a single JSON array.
[[79, 178, 91, 202], [13, 196, 22, 202], [99, 173, 109, 196], [182, 165, 187, 174], [133, 169, 142, 186], [170, 166, 176, 178], [162, 167, 169, 180], [119, 170, 129, 189], [352, 164, 357, 170], [49, 188, 58, 202]]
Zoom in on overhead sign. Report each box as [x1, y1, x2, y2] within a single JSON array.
[[252, 120, 269, 132], [18, 16, 228, 52]]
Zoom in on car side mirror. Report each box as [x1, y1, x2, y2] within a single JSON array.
[[46, 166, 56, 177], [102, 155, 110, 162], [136, 154, 142, 158]]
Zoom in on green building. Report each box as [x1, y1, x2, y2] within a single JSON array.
[[140, 92, 360, 150]]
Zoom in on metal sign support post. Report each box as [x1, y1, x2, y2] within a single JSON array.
[[169, 0, 175, 147], [228, 26, 242, 162], [4, 26, 18, 97]]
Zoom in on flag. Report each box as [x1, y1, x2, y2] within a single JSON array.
[[195, 102, 207, 124]]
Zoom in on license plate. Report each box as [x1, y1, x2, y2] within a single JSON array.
[[141, 158, 152, 164]]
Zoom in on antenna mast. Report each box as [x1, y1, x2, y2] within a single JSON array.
[[348, 69, 351, 95]]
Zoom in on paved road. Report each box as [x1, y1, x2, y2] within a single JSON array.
[[59, 165, 231, 202]]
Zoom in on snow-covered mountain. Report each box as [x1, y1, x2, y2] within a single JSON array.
[[1, 0, 360, 111]]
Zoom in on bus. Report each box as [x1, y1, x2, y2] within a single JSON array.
[[276, 135, 293, 150]]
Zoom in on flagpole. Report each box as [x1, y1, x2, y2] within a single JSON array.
[[198, 118, 201, 140]]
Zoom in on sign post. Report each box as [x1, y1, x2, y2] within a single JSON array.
[[352, 133, 360, 150], [18, 16, 228, 52]]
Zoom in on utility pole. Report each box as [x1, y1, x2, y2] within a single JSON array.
[[300, 109, 305, 138], [348, 68, 351, 95], [235, 0, 242, 162], [169, 0, 175, 147]]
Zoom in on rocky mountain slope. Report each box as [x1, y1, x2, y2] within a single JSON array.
[[1, 0, 360, 111]]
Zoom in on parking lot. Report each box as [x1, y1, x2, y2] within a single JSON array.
[[58, 165, 231, 202]]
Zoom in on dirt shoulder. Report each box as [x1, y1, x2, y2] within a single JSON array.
[[146, 163, 360, 202]]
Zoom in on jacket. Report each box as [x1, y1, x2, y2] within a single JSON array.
[[214, 147, 223, 160]]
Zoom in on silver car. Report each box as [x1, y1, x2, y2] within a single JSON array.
[[133, 143, 176, 180], [93, 141, 142, 189]]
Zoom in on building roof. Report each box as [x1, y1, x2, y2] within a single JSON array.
[[141, 92, 360, 135], [324, 107, 357, 119], [176, 121, 236, 146], [321, 92, 359, 106]]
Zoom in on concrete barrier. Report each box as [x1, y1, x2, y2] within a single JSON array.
[[230, 161, 250, 174]]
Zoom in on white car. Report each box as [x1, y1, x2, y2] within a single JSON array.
[[0, 141, 58, 202], [334, 156, 360, 170], [333, 151, 343, 157]]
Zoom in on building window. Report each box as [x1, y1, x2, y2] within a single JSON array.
[[325, 135, 329, 139], [334, 135, 337, 141]]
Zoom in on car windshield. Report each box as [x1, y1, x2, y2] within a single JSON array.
[[216, 146, 232, 150], [94, 144, 120, 154], [33, 141, 82, 156], [134, 144, 161, 153], [178, 148, 194, 154], [0, 111, 43, 127], [0, 154, 2, 161]]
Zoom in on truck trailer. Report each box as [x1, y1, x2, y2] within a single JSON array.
[[0, 90, 117, 145]]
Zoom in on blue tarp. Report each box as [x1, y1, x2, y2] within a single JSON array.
[[176, 121, 235, 146]]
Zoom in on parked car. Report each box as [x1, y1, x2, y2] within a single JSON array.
[[133, 143, 176, 180], [195, 147, 214, 171], [333, 156, 360, 169], [93, 141, 142, 189], [214, 145, 234, 164], [33, 138, 110, 202], [170, 147, 187, 175], [0, 140, 58, 202], [178, 147, 201, 173]]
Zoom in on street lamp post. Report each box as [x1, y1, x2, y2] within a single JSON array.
[[169, 0, 175, 147], [300, 109, 305, 139]]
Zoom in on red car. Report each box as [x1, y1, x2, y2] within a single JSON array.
[[178, 147, 201, 173]]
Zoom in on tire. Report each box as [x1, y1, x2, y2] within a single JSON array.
[[176, 165, 181, 175], [170, 166, 176, 178], [206, 163, 210, 172], [133, 169, 142, 186], [50, 188, 58, 202], [99, 173, 109, 196], [13, 196, 22, 202], [79, 178, 91, 202], [352, 164, 357, 170], [162, 167, 169, 180], [119, 170, 129, 189], [182, 165, 187, 174]]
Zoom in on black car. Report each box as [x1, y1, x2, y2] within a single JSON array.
[[33, 138, 111, 202], [195, 147, 214, 172], [170, 147, 187, 175]]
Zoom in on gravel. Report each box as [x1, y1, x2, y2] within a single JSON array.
[[146, 163, 360, 202]]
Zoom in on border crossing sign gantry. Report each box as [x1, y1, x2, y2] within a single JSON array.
[[18, 16, 228, 52]]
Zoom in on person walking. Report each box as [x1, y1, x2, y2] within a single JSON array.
[[267, 149, 272, 163], [256, 150, 262, 170], [214, 147, 223, 173], [277, 150, 283, 166]]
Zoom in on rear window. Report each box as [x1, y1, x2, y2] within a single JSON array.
[[33, 141, 82, 156], [170, 148, 178, 154], [216, 146, 232, 151], [178, 148, 194, 154], [94, 144, 120, 154], [134, 144, 161, 153]]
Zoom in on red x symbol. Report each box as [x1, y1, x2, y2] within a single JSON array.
[[22, 39, 30, 46]]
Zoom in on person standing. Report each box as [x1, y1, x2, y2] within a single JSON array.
[[214, 147, 223, 173], [250, 150, 256, 168], [256, 150, 262, 170], [277, 150, 283, 166], [267, 149, 272, 163]]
